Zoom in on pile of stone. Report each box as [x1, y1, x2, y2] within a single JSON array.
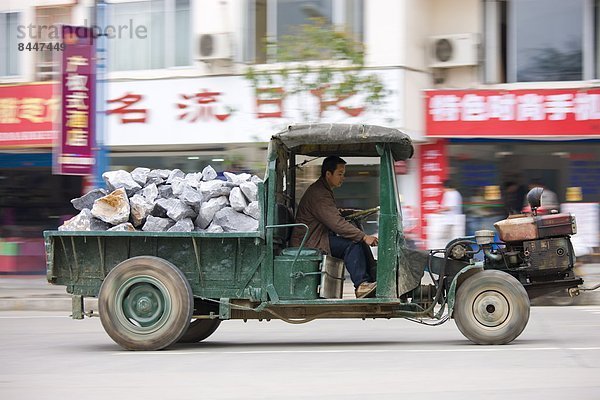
[[59, 166, 262, 233]]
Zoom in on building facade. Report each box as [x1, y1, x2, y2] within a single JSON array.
[[0, 0, 598, 269]]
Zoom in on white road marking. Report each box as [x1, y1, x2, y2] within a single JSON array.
[[113, 347, 600, 356], [0, 315, 70, 319]]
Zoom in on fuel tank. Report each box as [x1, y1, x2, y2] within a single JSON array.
[[494, 213, 576, 242]]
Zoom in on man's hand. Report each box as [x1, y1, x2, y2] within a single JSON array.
[[363, 235, 378, 246]]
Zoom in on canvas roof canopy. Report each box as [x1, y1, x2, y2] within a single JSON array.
[[272, 124, 414, 160]]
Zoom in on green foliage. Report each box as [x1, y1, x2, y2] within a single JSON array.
[[244, 18, 387, 119]]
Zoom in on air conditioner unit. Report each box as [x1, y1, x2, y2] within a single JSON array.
[[197, 33, 232, 61], [428, 33, 478, 68]]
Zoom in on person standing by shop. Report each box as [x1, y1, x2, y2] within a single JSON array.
[[434, 180, 464, 246], [438, 180, 463, 215]]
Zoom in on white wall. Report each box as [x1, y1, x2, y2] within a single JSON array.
[[0, 0, 93, 83], [364, 0, 404, 67], [428, 0, 482, 88]]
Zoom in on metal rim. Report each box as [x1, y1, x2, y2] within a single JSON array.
[[114, 275, 172, 334], [471, 290, 510, 328]]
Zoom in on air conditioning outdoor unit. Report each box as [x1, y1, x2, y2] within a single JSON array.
[[428, 33, 478, 68], [197, 33, 232, 61]]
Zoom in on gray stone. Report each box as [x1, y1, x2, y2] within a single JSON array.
[[167, 169, 185, 184], [170, 177, 189, 197], [142, 183, 159, 203], [202, 165, 217, 181], [131, 167, 150, 186], [153, 169, 171, 179], [130, 194, 154, 227], [59, 209, 93, 231], [214, 207, 259, 232], [157, 184, 174, 199], [70, 188, 108, 211], [243, 201, 260, 220], [184, 172, 202, 188], [154, 198, 196, 221], [108, 222, 136, 232], [147, 169, 170, 185], [229, 187, 248, 212], [90, 218, 111, 231], [251, 175, 263, 184], [240, 181, 258, 202], [142, 216, 174, 232], [224, 172, 251, 186], [91, 188, 130, 225], [167, 218, 194, 232], [199, 180, 232, 199], [206, 222, 224, 233], [102, 170, 142, 196], [195, 196, 229, 229], [178, 186, 203, 208]]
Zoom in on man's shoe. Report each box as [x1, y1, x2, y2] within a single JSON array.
[[355, 282, 377, 298]]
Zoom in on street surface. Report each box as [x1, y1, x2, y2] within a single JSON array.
[[1, 307, 599, 400]]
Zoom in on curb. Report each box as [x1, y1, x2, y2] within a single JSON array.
[[0, 297, 98, 312]]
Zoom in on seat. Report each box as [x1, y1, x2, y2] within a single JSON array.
[[273, 203, 294, 245], [280, 247, 322, 257]]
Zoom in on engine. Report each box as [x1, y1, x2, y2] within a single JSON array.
[[470, 188, 583, 298], [491, 212, 576, 275]]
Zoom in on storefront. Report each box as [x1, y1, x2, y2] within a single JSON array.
[[105, 69, 403, 188], [420, 87, 600, 253], [0, 82, 83, 273]]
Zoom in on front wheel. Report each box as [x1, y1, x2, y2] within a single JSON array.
[[454, 270, 530, 345], [99, 256, 193, 351]]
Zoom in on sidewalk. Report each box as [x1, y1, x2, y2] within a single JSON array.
[[1, 264, 599, 312]]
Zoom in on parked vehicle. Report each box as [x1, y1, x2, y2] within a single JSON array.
[[44, 123, 594, 350]]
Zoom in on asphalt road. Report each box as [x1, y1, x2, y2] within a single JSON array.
[[1, 307, 599, 400]]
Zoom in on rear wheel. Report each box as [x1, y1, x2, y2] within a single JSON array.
[[178, 319, 221, 343], [99, 256, 193, 351], [454, 270, 530, 345]]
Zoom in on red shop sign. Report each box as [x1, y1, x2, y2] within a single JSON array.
[[425, 88, 600, 137], [0, 82, 58, 148], [56, 25, 96, 176], [418, 139, 448, 242]]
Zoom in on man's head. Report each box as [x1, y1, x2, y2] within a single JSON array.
[[321, 156, 347, 189], [442, 179, 454, 189]]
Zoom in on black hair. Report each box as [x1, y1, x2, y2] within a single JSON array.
[[321, 156, 347, 177], [442, 179, 453, 188]]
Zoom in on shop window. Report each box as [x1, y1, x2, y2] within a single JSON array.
[[484, 0, 590, 83], [244, 0, 363, 64], [0, 12, 20, 77], [108, 0, 191, 71], [35, 6, 72, 81]]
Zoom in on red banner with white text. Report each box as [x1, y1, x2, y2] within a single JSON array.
[[418, 139, 448, 242], [425, 88, 600, 137], [0, 83, 58, 148]]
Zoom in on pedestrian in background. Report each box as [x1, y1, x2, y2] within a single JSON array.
[[438, 179, 463, 215], [433, 179, 464, 247], [502, 181, 527, 216]]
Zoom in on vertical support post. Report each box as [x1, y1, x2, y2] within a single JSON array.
[[72, 295, 84, 319], [94, 0, 108, 188], [376, 145, 399, 298]]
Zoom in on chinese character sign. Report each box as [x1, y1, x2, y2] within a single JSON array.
[[0, 83, 58, 148], [419, 139, 448, 242], [425, 89, 600, 137], [56, 26, 95, 175]]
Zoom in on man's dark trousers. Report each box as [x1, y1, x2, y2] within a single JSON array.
[[328, 233, 372, 288]]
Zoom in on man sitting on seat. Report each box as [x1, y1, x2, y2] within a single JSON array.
[[289, 156, 379, 298]]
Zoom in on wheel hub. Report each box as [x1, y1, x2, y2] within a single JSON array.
[[472, 290, 510, 327], [115, 276, 172, 333]]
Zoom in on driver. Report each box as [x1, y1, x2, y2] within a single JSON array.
[[290, 156, 379, 298]]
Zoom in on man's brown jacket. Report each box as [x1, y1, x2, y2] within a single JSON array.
[[290, 177, 365, 254]]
